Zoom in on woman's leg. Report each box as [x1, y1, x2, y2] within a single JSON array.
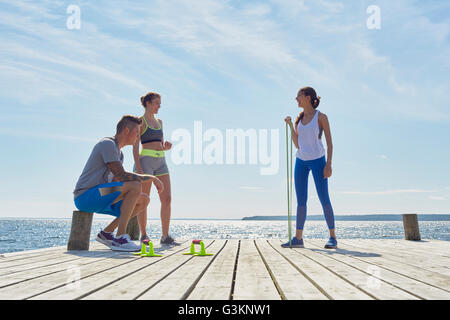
[[135, 155, 154, 238], [137, 182, 152, 237], [157, 174, 171, 238], [310, 157, 336, 238], [104, 191, 150, 233], [294, 158, 310, 239]]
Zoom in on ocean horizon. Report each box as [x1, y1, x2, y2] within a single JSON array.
[[2, 213, 450, 221], [1, 217, 449, 254]]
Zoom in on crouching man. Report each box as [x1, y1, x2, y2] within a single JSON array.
[[73, 115, 163, 251]]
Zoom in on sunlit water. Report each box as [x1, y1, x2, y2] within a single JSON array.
[[1, 218, 449, 254]]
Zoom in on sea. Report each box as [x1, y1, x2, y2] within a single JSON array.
[[1, 218, 449, 254]]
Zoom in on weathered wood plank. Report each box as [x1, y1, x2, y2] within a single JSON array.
[[187, 240, 238, 300], [1, 239, 448, 300], [351, 239, 450, 259], [268, 240, 373, 300], [307, 239, 450, 300], [274, 240, 419, 300], [30, 241, 190, 300], [0, 250, 121, 289], [0, 252, 125, 297], [0, 243, 111, 273], [340, 239, 450, 276], [0, 245, 116, 278], [232, 240, 281, 300], [137, 240, 227, 300], [82, 240, 205, 300], [0, 242, 108, 267], [1, 245, 68, 258], [254, 240, 328, 300], [325, 240, 450, 292]]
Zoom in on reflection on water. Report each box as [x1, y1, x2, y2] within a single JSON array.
[[1, 219, 449, 254]]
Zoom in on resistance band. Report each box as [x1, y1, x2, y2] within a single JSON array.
[[285, 122, 293, 248]]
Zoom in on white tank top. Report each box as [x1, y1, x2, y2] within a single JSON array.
[[296, 110, 325, 161]]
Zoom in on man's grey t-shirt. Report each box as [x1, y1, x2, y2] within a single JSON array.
[[74, 137, 124, 198]]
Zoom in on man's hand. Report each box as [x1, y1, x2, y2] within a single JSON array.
[[152, 177, 164, 194], [107, 161, 153, 183]]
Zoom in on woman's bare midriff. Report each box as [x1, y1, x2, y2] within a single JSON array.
[[142, 141, 164, 151]]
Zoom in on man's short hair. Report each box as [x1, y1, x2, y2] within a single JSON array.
[[116, 115, 142, 135]]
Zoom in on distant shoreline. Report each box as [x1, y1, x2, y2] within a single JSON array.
[[1, 214, 450, 221], [241, 214, 450, 221]]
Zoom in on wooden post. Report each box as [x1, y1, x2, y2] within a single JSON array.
[[67, 210, 94, 250], [402, 213, 421, 241], [126, 216, 140, 240]]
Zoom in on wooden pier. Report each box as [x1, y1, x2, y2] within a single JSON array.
[[0, 239, 449, 300]]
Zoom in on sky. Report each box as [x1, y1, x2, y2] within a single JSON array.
[[0, 0, 449, 219]]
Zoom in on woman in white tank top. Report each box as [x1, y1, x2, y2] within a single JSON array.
[[283, 86, 338, 249]]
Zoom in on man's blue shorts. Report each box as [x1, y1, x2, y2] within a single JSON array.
[[74, 182, 123, 218]]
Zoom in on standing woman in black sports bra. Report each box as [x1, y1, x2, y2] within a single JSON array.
[[133, 92, 178, 245]]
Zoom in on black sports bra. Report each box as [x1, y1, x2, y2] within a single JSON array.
[[140, 117, 163, 144]]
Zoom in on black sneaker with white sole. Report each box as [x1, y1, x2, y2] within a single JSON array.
[[160, 235, 180, 245]]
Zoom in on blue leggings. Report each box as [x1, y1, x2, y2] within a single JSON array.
[[295, 156, 335, 230]]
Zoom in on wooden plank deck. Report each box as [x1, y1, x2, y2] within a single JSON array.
[[0, 239, 449, 300]]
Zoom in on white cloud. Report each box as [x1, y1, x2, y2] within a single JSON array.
[[240, 3, 272, 16], [0, 41, 146, 91], [0, 0, 64, 20], [428, 196, 446, 201], [269, 0, 308, 17], [340, 189, 437, 195], [239, 186, 265, 191], [0, 128, 97, 143]]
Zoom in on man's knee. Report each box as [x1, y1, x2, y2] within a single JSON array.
[[124, 181, 142, 193]]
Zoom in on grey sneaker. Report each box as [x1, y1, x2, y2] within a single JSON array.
[[160, 235, 180, 246], [111, 234, 141, 252], [96, 230, 115, 248]]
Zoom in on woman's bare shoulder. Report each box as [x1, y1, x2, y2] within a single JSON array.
[[318, 111, 328, 118], [318, 112, 330, 122]]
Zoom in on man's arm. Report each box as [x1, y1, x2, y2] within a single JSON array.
[[107, 161, 152, 183]]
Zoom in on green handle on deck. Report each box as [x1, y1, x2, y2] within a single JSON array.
[[133, 242, 162, 257], [183, 240, 214, 256]]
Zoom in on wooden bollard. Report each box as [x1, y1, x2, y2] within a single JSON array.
[[126, 216, 140, 240], [68, 210, 94, 250], [402, 213, 421, 241]]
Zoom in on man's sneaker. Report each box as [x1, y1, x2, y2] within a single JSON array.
[[325, 237, 338, 249], [281, 237, 304, 248], [160, 235, 180, 246], [111, 234, 141, 252], [140, 234, 150, 245], [96, 230, 115, 248]]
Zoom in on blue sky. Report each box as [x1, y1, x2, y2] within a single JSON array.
[[0, 0, 449, 219]]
